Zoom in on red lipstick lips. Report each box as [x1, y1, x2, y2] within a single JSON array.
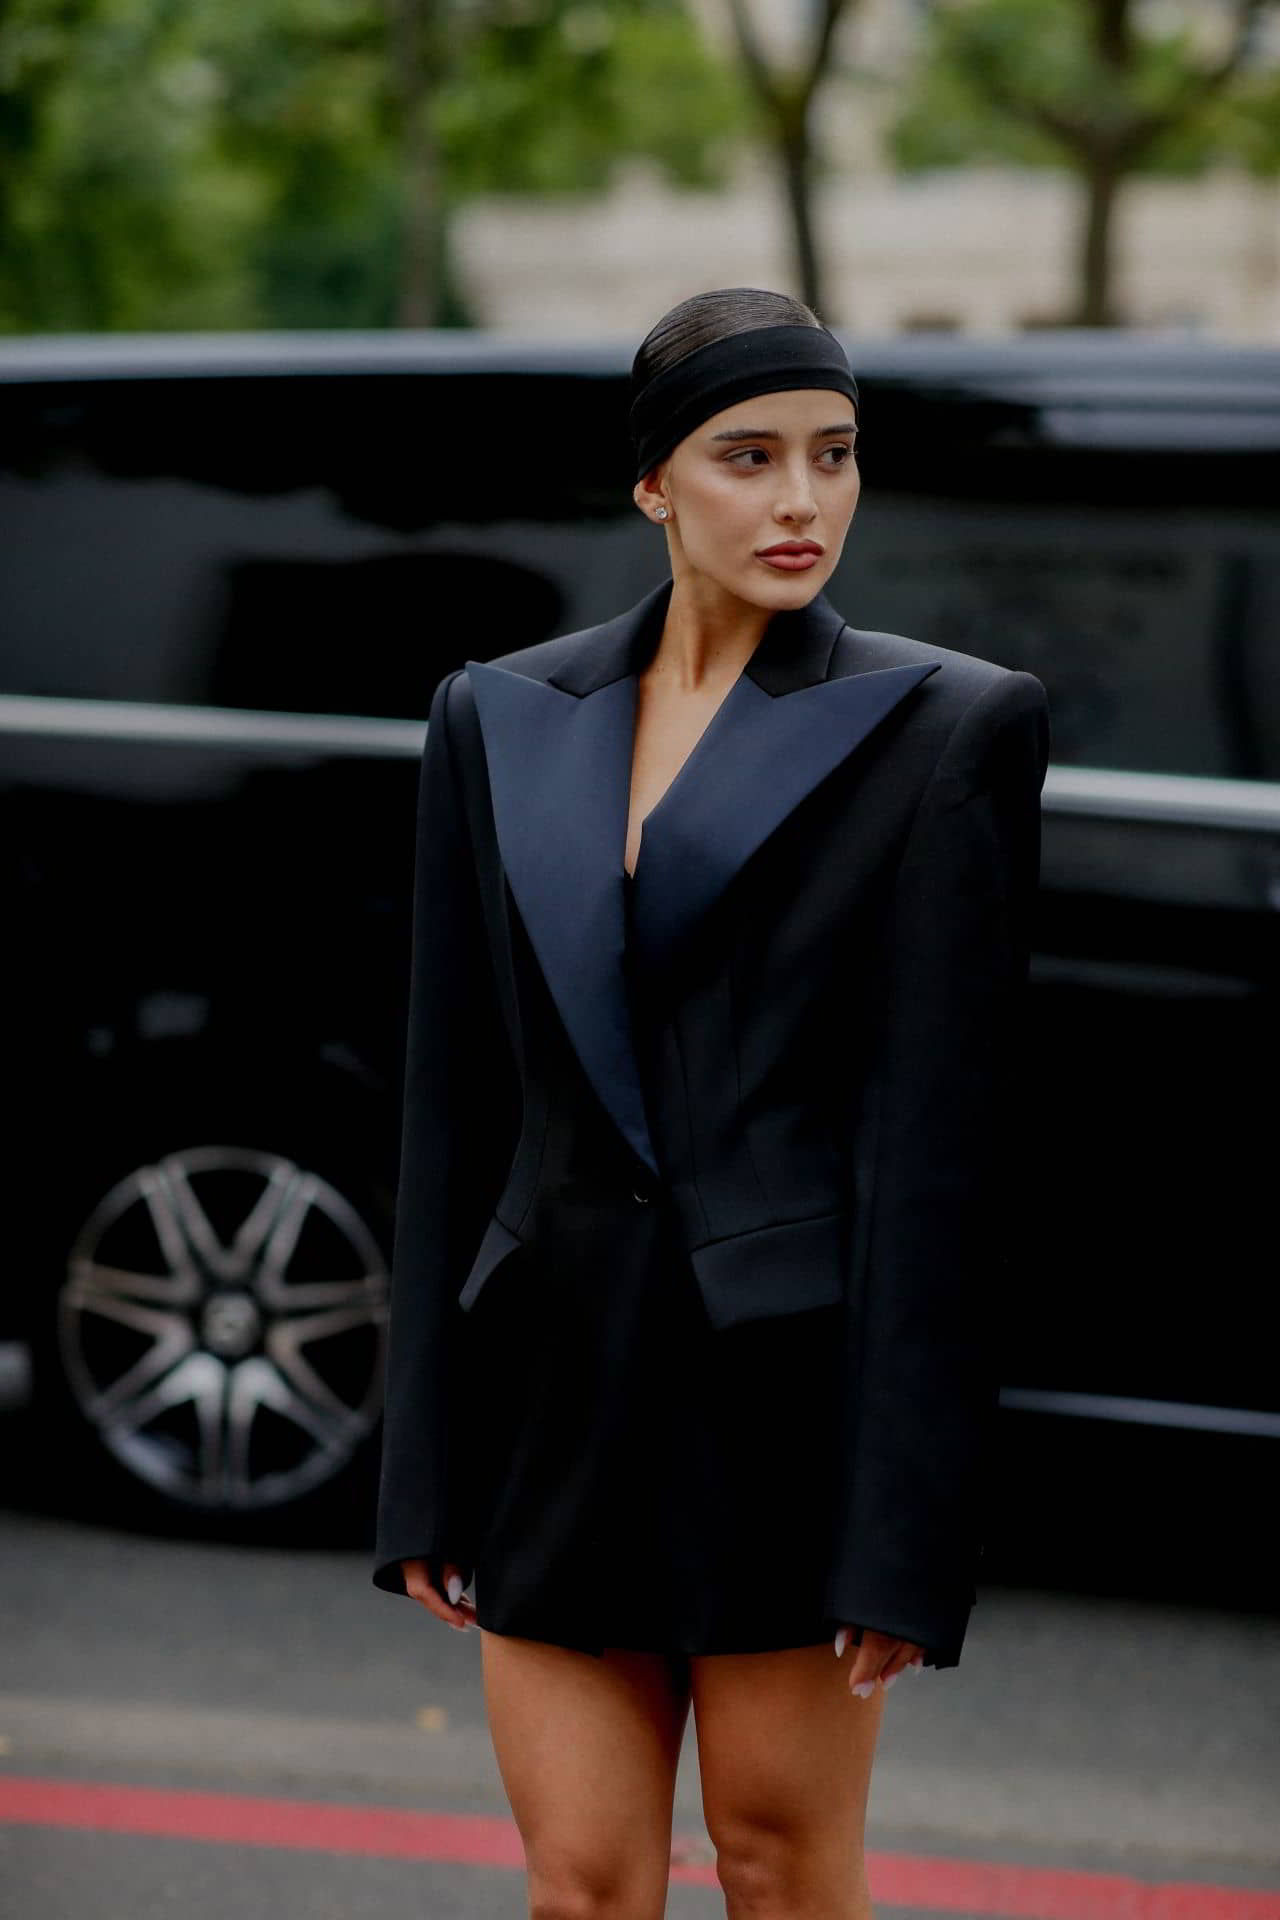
[[756, 539, 824, 572]]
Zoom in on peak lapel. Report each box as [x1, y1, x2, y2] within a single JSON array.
[[465, 652, 657, 1175], [626, 654, 940, 975], [465, 581, 939, 1177]]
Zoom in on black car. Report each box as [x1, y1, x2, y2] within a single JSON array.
[[1, 330, 1276, 1553]]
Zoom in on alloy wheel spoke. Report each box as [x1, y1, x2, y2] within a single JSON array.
[[266, 1306, 386, 1424], [256, 1171, 320, 1287], [266, 1274, 386, 1314], [155, 1155, 243, 1282], [224, 1359, 347, 1504], [67, 1256, 200, 1309], [63, 1284, 187, 1343], [79, 1312, 196, 1423], [231, 1162, 306, 1272], [111, 1349, 229, 1498], [136, 1164, 206, 1283]]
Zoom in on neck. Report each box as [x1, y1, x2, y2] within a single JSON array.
[[649, 567, 772, 692]]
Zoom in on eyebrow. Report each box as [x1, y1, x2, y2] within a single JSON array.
[[709, 422, 857, 443]]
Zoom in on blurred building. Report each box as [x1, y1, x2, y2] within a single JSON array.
[[454, 0, 1280, 340]]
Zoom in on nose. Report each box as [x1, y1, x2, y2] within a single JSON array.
[[773, 459, 819, 525]]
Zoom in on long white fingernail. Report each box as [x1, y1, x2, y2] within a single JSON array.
[[834, 1628, 848, 1658], [446, 1574, 462, 1605], [851, 1680, 875, 1700], [910, 1653, 924, 1670], [882, 1670, 900, 1689]]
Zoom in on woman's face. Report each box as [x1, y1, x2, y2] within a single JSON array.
[[635, 387, 860, 612]]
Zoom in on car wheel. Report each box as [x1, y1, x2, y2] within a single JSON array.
[[31, 1054, 394, 1542]]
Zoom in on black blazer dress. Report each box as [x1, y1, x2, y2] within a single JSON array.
[[372, 576, 1051, 1670]]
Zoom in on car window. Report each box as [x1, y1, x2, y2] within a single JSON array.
[[0, 371, 655, 718], [829, 385, 1280, 782], [2, 358, 1277, 781]]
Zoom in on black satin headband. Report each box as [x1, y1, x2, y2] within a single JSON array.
[[629, 324, 858, 482]]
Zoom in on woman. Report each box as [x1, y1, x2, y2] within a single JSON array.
[[373, 286, 1050, 1918]]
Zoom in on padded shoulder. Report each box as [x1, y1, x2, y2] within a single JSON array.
[[836, 623, 1013, 700], [474, 620, 609, 681]]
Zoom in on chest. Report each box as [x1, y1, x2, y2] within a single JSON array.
[[625, 668, 743, 881], [462, 646, 942, 1175]]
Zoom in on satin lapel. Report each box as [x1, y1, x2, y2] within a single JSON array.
[[465, 580, 940, 1176], [464, 653, 657, 1175], [627, 658, 940, 975]]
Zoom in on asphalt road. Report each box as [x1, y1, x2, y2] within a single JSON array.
[[1, 1494, 1278, 1920]]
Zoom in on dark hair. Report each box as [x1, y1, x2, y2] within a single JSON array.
[[631, 287, 828, 398]]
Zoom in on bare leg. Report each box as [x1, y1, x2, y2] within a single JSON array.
[[480, 1629, 693, 1920], [691, 1643, 886, 1919]]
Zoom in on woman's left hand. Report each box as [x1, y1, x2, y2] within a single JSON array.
[[834, 1624, 925, 1698]]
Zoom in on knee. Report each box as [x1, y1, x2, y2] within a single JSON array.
[[711, 1819, 861, 1915], [527, 1854, 655, 1920], [529, 1891, 605, 1920], [712, 1824, 805, 1911], [528, 1875, 611, 1920]]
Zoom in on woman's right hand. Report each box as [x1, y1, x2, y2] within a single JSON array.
[[401, 1558, 476, 1631]]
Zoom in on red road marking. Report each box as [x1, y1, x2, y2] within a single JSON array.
[[0, 1774, 522, 1870], [1, 1774, 1277, 1920]]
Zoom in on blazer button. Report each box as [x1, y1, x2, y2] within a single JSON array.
[[632, 1187, 651, 1205]]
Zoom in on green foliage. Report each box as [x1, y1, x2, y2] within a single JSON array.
[[440, 7, 743, 196], [0, 0, 744, 332], [890, 0, 1280, 180], [1202, 63, 1280, 177], [0, 0, 269, 328]]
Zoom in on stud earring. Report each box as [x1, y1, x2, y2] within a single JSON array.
[[656, 507, 669, 521]]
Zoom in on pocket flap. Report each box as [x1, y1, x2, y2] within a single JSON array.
[[689, 1211, 845, 1331], [458, 1214, 525, 1312]]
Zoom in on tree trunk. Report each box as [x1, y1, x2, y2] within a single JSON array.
[[390, 0, 445, 329], [779, 116, 826, 316], [398, 111, 443, 328], [724, 0, 850, 323], [1074, 161, 1123, 325], [1072, 0, 1131, 326]]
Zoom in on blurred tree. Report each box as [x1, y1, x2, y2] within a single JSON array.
[[722, 0, 857, 317], [890, 0, 1280, 326], [0, 0, 268, 330], [384, 0, 744, 327], [0, 0, 742, 332]]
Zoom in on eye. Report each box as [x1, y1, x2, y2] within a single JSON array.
[[725, 446, 771, 467], [818, 443, 855, 467]]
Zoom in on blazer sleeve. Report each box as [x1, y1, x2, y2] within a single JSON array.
[[825, 667, 1051, 1667], [372, 666, 518, 1599]]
